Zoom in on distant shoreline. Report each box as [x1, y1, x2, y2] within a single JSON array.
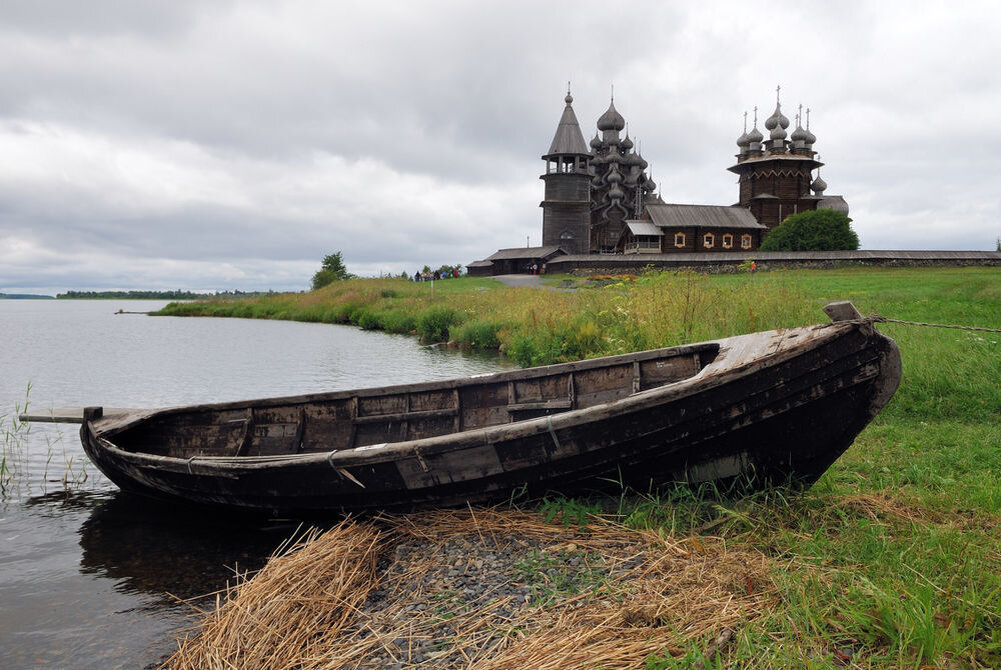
[[0, 290, 280, 300]]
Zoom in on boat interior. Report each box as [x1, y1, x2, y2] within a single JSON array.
[[110, 343, 721, 459]]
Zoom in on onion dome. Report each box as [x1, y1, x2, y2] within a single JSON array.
[[636, 153, 648, 170], [621, 134, 634, 151], [606, 167, 623, 184], [590, 132, 602, 150], [824, 197, 849, 215], [747, 124, 763, 144], [804, 108, 817, 146], [597, 99, 626, 131], [811, 173, 828, 195], [644, 176, 657, 193], [736, 111, 750, 148], [791, 122, 808, 143], [764, 101, 789, 131]]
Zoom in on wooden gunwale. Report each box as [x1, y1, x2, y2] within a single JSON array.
[[78, 321, 897, 513], [87, 322, 859, 474]]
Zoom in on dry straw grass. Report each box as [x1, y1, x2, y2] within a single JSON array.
[[164, 508, 774, 669]]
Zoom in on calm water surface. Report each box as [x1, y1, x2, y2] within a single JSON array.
[[0, 299, 515, 668]]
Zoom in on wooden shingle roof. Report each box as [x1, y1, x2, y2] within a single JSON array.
[[545, 96, 590, 157], [484, 246, 566, 261], [645, 204, 766, 230]]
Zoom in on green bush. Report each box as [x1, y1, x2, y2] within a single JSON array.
[[356, 310, 381, 330], [451, 319, 503, 349], [328, 303, 357, 323], [415, 306, 461, 343], [378, 310, 417, 334], [759, 209, 859, 251]]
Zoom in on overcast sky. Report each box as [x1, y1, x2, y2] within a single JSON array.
[[1, 0, 999, 294]]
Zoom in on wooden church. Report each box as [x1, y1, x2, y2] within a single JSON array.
[[469, 87, 849, 274]]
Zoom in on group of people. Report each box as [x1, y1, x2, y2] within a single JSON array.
[[413, 268, 459, 282]]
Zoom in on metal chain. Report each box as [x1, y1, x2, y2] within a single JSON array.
[[869, 315, 1001, 334]]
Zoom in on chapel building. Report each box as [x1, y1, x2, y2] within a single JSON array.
[[468, 87, 849, 275], [540, 87, 848, 256]]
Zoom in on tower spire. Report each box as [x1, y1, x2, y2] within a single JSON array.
[[541, 88, 592, 255]]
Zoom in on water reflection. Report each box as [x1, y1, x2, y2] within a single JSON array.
[[76, 492, 300, 607], [0, 300, 515, 667]]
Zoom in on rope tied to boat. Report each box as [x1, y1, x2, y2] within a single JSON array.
[[546, 414, 562, 454], [868, 315, 1001, 334], [327, 450, 366, 488]]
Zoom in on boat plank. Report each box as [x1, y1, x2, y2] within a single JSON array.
[[18, 407, 138, 424]]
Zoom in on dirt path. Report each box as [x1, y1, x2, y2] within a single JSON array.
[[491, 274, 563, 289]]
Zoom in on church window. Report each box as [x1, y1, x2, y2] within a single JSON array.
[[560, 231, 575, 240], [722, 234, 733, 249], [741, 234, 752, 249], [703, 233, 715, 249], [674, 232, 685, 248]]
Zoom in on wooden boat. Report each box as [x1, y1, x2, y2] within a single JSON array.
[[56, 301, 899, 514]]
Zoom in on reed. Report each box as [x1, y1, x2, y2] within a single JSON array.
[[1, 384, 90, 500], [163, 509, 772, 670], [0, 384, 31, 499]]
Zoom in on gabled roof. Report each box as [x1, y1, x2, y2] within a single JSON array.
[[545, 99, 590, 157], [645, 204, 766, 230], [624, 220, 664, 236], [484, 246, 567, 261]]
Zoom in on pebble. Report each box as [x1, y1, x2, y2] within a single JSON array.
[[337, 530, 620, 669]]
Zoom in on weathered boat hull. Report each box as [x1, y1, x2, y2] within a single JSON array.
[[80, 309, 901, 515]]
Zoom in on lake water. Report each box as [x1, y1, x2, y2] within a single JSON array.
[[0, 299, 515, 668]]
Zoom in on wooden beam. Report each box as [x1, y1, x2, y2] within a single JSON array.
[[18, 407, 137, 424]]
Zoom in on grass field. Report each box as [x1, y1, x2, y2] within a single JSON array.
[[158, 267, 1001, 667]]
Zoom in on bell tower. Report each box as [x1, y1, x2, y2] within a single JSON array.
[[540, 86, 592, 255]]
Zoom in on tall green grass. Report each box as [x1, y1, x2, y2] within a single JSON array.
[[1, 384, 87, 501], [1, 385, 31, 498], [156, 271, 816, 364], [158, 266, 1001, 667]]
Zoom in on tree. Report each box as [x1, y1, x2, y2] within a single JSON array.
[[759, 209, 860, 252], [311, 252, 353, 290]]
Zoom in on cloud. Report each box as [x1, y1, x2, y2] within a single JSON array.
[[1, 0, 1000, 293]]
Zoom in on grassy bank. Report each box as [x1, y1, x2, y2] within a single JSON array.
[[157, 271, 820, 366], [160, 267, 1000, 667]]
